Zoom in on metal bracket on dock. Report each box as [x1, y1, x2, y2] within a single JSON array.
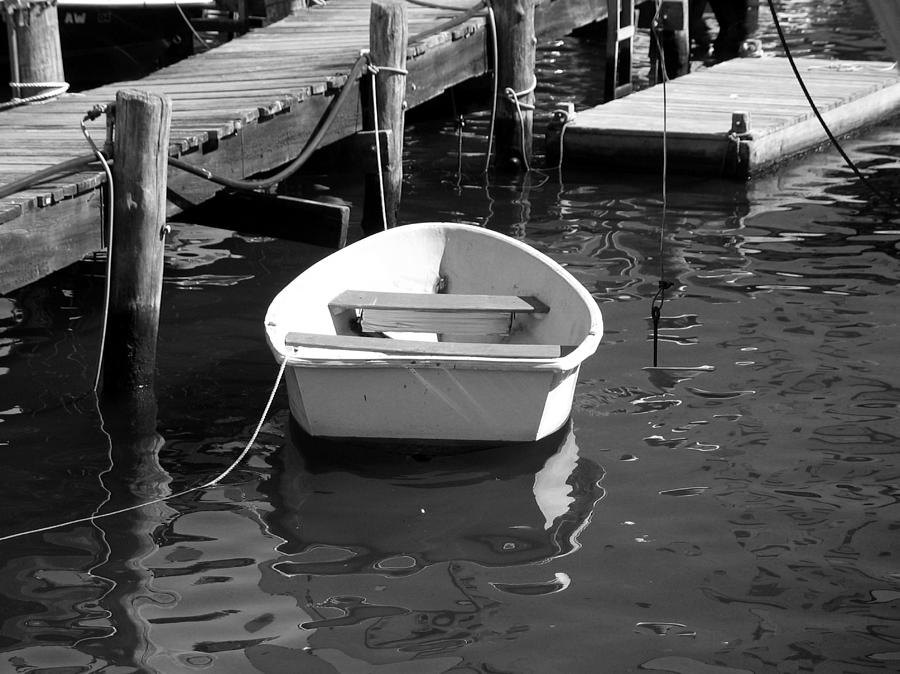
[[730, 111, 752, 137]]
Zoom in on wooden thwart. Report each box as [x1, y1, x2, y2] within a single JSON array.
[[329, 290, 549, 313], [285, 332, 570, 359], [329, 289, 550, 336]]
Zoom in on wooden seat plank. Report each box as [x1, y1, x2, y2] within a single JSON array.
[[329, 290, 549, 314], [285, 332, 570, 359]]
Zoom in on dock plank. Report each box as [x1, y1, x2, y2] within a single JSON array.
[[0, 0, 609, 294]]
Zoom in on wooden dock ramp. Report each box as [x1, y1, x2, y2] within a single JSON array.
[[555, 56, 900, 178], [0, 0, 619, 294]]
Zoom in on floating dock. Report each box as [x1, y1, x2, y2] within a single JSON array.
[[555, 56, 900, 178], [0, 0, 617, 294]]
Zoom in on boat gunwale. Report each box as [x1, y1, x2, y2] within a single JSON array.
[[265, 222, 603, 373]]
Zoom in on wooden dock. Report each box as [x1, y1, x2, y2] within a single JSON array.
[[555, 56, 900, 178], [0, 0, 616, 295]]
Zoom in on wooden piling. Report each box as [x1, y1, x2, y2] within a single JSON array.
[[103, 89, 172, 397], [492, 0, 536, 171], [3, 0, 65, 100], [361, 0, 408, 234]]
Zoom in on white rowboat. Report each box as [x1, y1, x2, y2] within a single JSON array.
[[265, 222, 603, 443]]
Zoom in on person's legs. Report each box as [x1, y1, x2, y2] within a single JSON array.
[[709, 0, 749, 62], [689, 0, 712, 60]]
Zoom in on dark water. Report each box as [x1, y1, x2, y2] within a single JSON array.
[[2, 1, 899, 671]]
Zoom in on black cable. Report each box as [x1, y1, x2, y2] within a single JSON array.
[[651, 280, 673, 368], [0, 155, 100, 200], [2, 55, 371, 203], [168, 54, 371, 192], [766, 0, 892, 203]]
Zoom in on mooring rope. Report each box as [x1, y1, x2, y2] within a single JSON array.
[[0, 78, 69, 110], [504, 75, 537, 171], [81, 107, 116, 393], [368, 63, 389, 231], [1, 80, 69, 109], [550, 105, 575, 176], [484, 1, 499, 176], [366, 60, 409, 230], [0, 358, 287, 543]]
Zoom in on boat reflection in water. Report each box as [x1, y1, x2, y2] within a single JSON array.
[[267, 420, 605, 576], [259, 420, 605, 665]]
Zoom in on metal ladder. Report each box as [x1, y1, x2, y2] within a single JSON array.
[[605, 0, 636, 101]]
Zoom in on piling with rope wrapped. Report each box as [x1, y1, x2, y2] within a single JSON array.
[[1, 0, 67, 107], [361, 0, 408, 234], [490, 0, 536, 172]]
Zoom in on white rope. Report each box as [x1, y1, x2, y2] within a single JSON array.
[[368, 65, 389, 230], [369, 62, 409, 230], [375, 65, 409, 76], [81, 107, 115, 393], [0, 81, 68, 110], [0, 358, 287, 543], [483, 2, 498, 176], [10, 80, 68, 87], [503, 76, 537, 111], [173, 0, 211, 52], [550, 105, 575, 175], [368, 61, 407, 230], [504, 75, 537, 171]]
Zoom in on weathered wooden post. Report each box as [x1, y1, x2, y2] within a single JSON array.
[[492, 0, 536, 171], [2, 0, 65, 101], [103, 89, 172, 397], [361, 0, 407, 235]]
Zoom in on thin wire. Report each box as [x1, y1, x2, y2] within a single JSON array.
[[650, 5, 669, 280], [0, 358, 287, 543], [649, 2, 673, 367]]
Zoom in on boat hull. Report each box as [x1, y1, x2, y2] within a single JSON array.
[[265, 222, 602, 444], [284, 360, 579, 443]]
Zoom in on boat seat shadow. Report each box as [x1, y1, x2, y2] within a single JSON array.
[[327, 289, 550, 337]]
